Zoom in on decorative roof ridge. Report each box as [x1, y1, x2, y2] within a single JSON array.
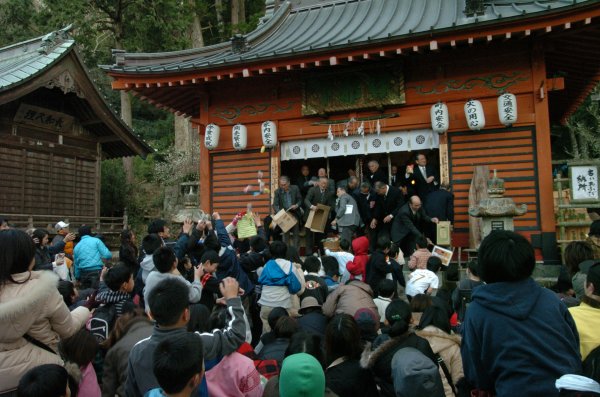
[[0, 25, 74, 63], [100, 2, 292, 69]]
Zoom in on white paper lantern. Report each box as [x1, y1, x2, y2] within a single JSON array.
[[204, 123, 220, 150], [464, 99, 485, 131], [430, 102, 449, 134], [261, 121, 277, 148], [232, 124, 247, 151], [498, 93, 518, 126]]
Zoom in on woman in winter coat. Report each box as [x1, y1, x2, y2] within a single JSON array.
[[32, 228, 66, 271], [361, 299, 436, 397], [325, 314, 379, 397], [0, 229, 90, 394], [416, 305, 464, 397]]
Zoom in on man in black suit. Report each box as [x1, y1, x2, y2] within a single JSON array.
[[370, 181, 405, 248], [391, 195, 439, 255], [295, 164, 313, 199], [390, 165, 401, 187], [273, 175, 303, 247], [367, 160, 388, 186], [424, 183, 454, 244], [304, 177, 336, 255], [406, 153, 439, 202]]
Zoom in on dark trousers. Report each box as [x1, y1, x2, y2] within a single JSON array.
[[78, 269, 101, 289]]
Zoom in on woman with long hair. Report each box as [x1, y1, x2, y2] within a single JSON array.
[[0, 229, 90, 394], [119, 229, 139, 276], [325, 314, 378, 397]]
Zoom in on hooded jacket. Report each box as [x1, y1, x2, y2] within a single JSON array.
[[258, 258, 305, 308], [461, 277, 582, 397], [0, 271, 89, 393], [322, 280, 379, 322], [416, 326, 463, 397], [346, 236, 369, 281]]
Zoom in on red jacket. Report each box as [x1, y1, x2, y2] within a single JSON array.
[[346, 236, 369, 280]]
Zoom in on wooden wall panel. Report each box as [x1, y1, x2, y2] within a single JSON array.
[[448, 127, 540, 237], [210, 149, 272, 220]]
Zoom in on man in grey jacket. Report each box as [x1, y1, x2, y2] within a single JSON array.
[[272, 175, 303, 248], [126, 277, 246, 397], [332, 186, 361, 243]]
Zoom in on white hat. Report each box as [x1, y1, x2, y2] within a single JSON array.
[[55, 221, 69, 231]]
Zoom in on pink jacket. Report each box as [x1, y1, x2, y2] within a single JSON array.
[[205, 352, 264, 397], [408, 248, 432, 270]]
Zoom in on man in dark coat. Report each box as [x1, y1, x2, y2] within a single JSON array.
[[367, 160, 388, 186], [304, 177, 336, 255], [295, 164, 313, 199], [370, 181, 405, 250], [273, 176, 303, 248], [423, 183, 454, 244], [391, 195, 439, 255], [407, 153, 439, 202]]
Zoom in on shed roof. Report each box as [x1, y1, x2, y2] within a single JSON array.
[[0, 27, 153, 159], [103, 0, 595, 74]]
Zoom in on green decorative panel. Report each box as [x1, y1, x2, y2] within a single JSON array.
[[302, 64, 405, 116]]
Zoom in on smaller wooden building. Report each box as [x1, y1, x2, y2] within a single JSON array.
[[0, 27, 152, 219]]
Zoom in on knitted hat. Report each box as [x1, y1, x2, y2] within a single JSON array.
[[392, 347, 445, 397], [354, 308, 380, 342], [279, 353, 325, 397]]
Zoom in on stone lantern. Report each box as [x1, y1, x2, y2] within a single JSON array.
[[469, 170, 527, 241]]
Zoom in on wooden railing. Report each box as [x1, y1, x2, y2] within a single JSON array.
[[1, 214, 128, 234]]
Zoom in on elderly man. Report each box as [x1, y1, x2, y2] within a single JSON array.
[[367, 160, 387, 186], [273, 175, 303, 248], [391, 195, 439, 255], [295, 164, 313, 198], [331, 186, 361, 243], [305, 177, 336, 255], [309, 168, 335, 194], [406, 153, 439, 201]]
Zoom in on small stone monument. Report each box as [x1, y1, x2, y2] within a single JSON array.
[[469, 170, 527, 242]]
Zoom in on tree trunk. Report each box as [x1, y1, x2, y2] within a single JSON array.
[[568, 123, 580, 159], [189, 0, 204, 48], [215, 0, 225, 38], [469, 165, 489, 249], [120, 90, 134, 183], [231, 0, 245, 33]]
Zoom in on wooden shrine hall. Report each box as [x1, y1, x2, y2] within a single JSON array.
[[104, 0, 600, 262], [0, 26, 152, 221]]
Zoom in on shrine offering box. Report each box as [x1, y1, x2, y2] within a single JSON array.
[[272, 209, 297, 233], [436, 221, 452, 246], [305, 204, 331, 233]]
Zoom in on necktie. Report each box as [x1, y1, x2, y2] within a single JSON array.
[[420, 166, 427, 178]]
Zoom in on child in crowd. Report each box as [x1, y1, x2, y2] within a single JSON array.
[[139, 234, 162, 283], [59, 328, 101, 397], [126, 277, 246, 397], [366, 236, 392, 293], [346, 236, 369, 281], [301, 256, 329, 305], [198, 250, 221, 311], [146, 333, 205, 397], [322, 256, 342, 291], [97, 263, 135, 318], [405, 256, 440, 299], [408, 235, 432, 271], [143, 246, 203, 306], [325, 238, 353, 283], [374, 279, 396, 325], [17, 364, 74, 397]]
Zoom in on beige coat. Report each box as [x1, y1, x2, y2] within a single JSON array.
[[416, 326, 464, 397], [0, 271, 89, 393], [322, 280, 379, 322]]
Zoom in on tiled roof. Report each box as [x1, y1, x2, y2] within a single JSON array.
[[0, 27, 153, 158], [104, 0, 594, 74]]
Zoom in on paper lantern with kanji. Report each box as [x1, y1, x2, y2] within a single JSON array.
[[430, 102, 449, 134], [261, 121, 277, 148], [232, 124, 247, 151], [464, 99, 485, 131], [204, 123, 220, 150], [498, 93, 518, 127]]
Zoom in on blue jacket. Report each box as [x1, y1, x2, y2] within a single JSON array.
[[461, 277, 581, 397], [73, 235, 112, 278], [214, 220, 254, 296]]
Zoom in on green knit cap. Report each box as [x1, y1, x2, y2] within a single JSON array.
[[279, 353, 325, 397]]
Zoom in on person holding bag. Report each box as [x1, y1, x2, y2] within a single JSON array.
[[258, 240, 305, 333]]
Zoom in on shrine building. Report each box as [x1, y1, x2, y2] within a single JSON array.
[[103, 0, 600, 262]]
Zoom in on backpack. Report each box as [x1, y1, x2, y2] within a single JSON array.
[[583, 344, 600, 383], [89, 304, 117, 342], [391, 347, 445, 397]]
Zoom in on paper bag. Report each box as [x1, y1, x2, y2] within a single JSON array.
[[272, 209, 298, 233], [236, 214, 257, 239], [436, 221, 452, 246], [305, 204, 331, 233]]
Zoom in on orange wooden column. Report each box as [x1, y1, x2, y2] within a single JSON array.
[[198, 96, 211, 213], [531, 42, 555, 234]]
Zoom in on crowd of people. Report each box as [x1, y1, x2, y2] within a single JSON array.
[[1, 160, 600, 397]]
